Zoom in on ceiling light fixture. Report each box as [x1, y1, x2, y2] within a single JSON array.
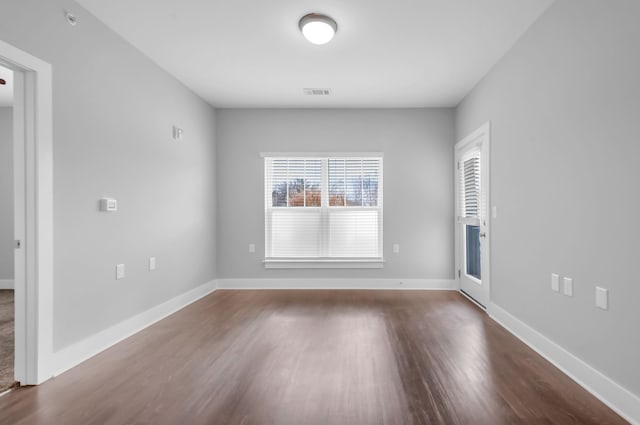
[[299, 13, 337, 45]]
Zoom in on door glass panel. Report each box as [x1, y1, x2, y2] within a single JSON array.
[[466, 225, 481, 280]]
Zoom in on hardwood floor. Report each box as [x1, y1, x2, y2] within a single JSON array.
[[0, 290, 627, 425], [0, 290, 15, 393]]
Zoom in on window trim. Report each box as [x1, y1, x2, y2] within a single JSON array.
[[263, 153, 384, 268], [263, 259, 385, 269], [261, 151, 384, 158]]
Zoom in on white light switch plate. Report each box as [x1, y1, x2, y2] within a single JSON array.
[[393, 243, 400, 254], [563, 277, 573, 296], [116, 264, 125, 280], [551, 273, 560, 292], [149, 257, 156, 271], [492, 206, 498, 219], [173, 125, 184, 140], [596, 287, 608, 310], [249, 243, 256, 253]]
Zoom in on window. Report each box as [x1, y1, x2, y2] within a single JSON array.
[[458, 151, 481, 280], [264, 154, 383, 267]]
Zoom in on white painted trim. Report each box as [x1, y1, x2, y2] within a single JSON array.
[[264, 259, 384, 269], [0, 39, 54, 385], [0, 280, 14, 290], [216, 278, 456, 290], [488, 302, 640, 425], [260, 152, 384, 158], [458, 289, 486, 311], [54, 281, 217, 377], [454, 121, 491, 307]]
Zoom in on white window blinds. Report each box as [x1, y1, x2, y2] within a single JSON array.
[[265, 156, 383, 261], [271, 159, 322, 207], [459, 151, 481, 224]]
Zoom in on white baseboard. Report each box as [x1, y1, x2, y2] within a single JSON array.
[[54, 280, 217, 377], [488, 302, 640, 425], [0, 279, 14, 289], [216, 278, 456, 290]]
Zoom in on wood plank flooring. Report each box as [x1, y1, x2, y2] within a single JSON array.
[[0, 290, 628, 425], [0, 290, 15, 393]]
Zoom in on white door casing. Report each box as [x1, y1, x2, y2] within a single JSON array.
[[1, 39, 54, 385], [455, 122, 491, 307]]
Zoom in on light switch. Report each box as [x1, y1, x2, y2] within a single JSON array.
[[149, 257, 156, 271], [173, 125, 184, 140], [551, 273, 560, 292], [563, 277, 573, 297], [249, 243, 256, 253], [492, 206, 498, 219], [116, 264, 125, 280], [596, 287, 608, 310], [393, 243, 400, 254]]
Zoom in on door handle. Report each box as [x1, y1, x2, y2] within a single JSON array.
[[479, 232, 486, 238]]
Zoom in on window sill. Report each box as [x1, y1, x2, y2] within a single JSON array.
[[263, 259, 385, 269]]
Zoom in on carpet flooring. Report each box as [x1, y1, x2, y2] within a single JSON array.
[[0, 290, 15, 392]]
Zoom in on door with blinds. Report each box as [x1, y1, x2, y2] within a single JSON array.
[[455, 123, 490, 307]]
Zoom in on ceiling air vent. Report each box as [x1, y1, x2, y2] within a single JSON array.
[[304, 88, 331, 96]]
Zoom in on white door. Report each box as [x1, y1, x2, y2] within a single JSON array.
[[455, 123, 490, 307]]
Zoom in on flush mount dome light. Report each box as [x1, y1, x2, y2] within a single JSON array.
[[299, 13, 337, 45]]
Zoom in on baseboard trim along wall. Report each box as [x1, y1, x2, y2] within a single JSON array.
[[54, 280, 217, 377], [488, 302, 640, 425], [0, 279, 14, 290], [216, 278, 457, 290]]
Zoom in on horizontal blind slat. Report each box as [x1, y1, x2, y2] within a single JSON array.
[[459, 153, 481, 219]]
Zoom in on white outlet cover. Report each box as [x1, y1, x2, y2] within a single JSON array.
[[249, 243, 256, 253], [551, 273, 560, 292], [492, 206, 498, 219], [100, 198, 117, 212], [563, 277, 573, 297], [393, 243, 400, 254], [596, 287, 608, 310], [116, 264, 125, 280], [149, 257, 156, 271]]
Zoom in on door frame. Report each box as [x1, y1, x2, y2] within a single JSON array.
[[454, 122, 491, 308], [0, 40, 53, 385]]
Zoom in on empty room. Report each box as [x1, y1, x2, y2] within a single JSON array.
[[0, 0, 638, 424]]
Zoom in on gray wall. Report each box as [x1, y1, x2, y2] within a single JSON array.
[[216, 109, 455, 279], [0, 0, 217, 351], [0, 108, 12, 280], [456, 0, 640, 396]]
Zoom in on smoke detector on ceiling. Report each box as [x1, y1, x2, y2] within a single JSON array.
[[303, 88, 331, 96]]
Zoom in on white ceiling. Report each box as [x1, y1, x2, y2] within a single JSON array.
[[0, 65, 13, 107], [76, 0, 554, 108]]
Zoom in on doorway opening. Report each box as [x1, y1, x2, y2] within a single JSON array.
[[0, 39, 54, 387], [0, 63, 16, 393], [455, 122, 491, 308]]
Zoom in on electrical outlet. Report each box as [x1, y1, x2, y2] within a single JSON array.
[[563, 277, 573, 297], [393, 243, 400, 254], [249, 243, 256, 253], [551, 273, 560, 292], [116, 264, 125, 280], [149, 257, 156, 271], [596, 287, 608, 310]]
